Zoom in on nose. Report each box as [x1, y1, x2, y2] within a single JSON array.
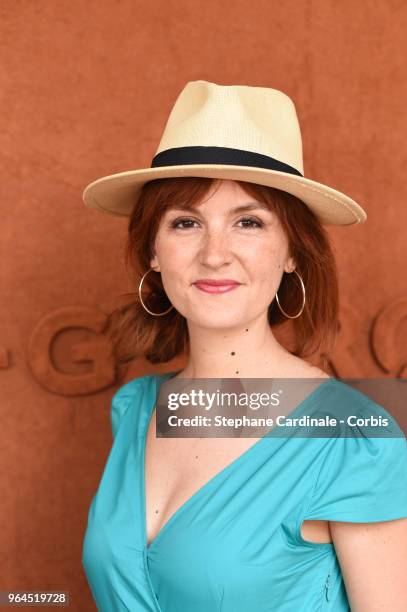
[[198, 230, 232, 268]]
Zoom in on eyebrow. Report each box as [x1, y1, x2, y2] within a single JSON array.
[[168, 202, 271, 214]]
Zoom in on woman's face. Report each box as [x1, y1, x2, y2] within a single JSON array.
[[150, 179, 296, 329]]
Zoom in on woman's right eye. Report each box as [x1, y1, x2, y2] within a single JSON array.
[[171, 218, 198, 229]]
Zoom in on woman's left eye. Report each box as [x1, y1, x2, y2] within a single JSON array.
[[237, 216, 264, 229]]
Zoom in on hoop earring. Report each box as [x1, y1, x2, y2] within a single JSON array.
[[138, 267, 174, 316], [275, 269, 306, 319]]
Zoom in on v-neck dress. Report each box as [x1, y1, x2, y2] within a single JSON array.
[[82, 372, 407, 611]]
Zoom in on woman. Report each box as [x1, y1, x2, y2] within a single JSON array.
[[81, 81, 407, 611]]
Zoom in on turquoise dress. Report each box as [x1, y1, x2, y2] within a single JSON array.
[[82, 372, 407, 611]]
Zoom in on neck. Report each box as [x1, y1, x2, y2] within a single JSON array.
[[179, 314, 295, 379]]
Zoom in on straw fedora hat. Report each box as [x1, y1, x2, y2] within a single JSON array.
[[82, 80, 367, 226]]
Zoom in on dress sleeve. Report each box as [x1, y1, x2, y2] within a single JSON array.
[[303, 414, 407, 523], [110, 387, 135, 439], [110, 375, 152, 439]]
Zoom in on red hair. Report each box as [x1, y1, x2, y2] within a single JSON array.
[[105, 177, 339, 367]]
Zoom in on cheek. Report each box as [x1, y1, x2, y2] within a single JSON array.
[[242, 239, 286, 275], [155, 232, 189, 267]]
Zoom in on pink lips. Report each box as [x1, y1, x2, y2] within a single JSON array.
[[193, 279, 241, 294]]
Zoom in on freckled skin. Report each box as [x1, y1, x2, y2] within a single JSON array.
[[149, 179, 296, 370]]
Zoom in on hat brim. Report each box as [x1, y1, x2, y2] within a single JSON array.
[[82, 164, 367, 226]]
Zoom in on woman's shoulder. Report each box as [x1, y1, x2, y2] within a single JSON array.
[[280, 359, 404, 433], [279, 354, 331, 380], [315, 377, 405, 440], [111, 370, 174, 408], [110, 372, 165, 438], [112, 372, 156, 400]]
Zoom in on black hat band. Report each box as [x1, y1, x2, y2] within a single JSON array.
[[150, 146, 304, 177]]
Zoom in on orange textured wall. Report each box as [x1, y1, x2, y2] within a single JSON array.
[[1, 1, 406, 609]]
